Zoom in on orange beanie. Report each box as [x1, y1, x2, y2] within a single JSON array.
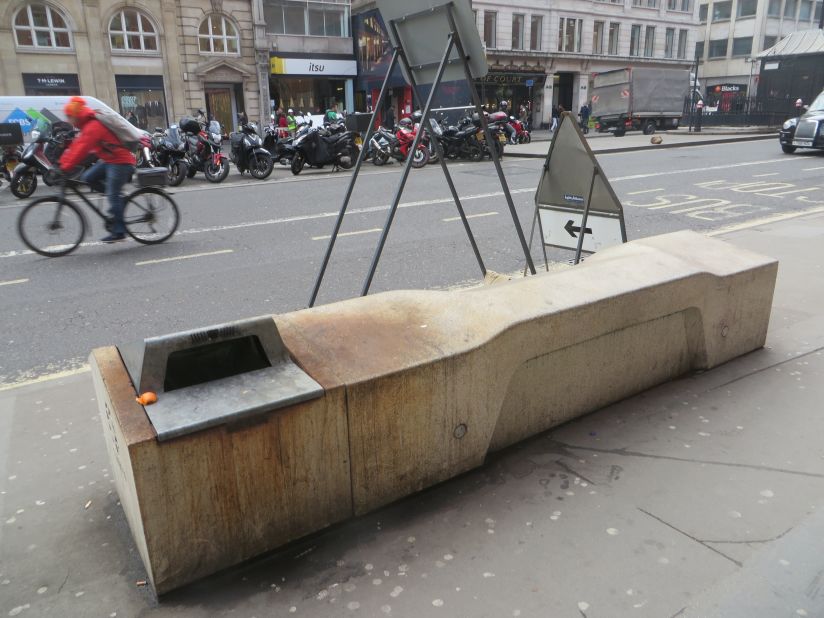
[[64, 96, 87, 118]]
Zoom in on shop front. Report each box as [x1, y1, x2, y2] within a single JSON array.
[[22, 73, 81, 96], [114, 75, 167, 131], [476, 71, 546, 122], [706, 83, 748, 112], [269, 53, 356, 117]]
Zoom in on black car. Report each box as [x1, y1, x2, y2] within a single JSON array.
[[779, 89, 824, 154]]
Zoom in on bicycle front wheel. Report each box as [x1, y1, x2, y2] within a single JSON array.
[[123, 187, 179, 244], [18, 197, 86, 257]]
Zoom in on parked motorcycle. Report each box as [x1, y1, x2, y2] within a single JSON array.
[[432, 116, 484, 162], [1, 145, 23, 187], [181, 117, 230, 183], [508, 117, 531, 144], [147, 125, 188, 186], [370, 118, 429, 168], [10, 119, 76, 198], [229, 120, 273, 179], [291, 125, 359, 175]]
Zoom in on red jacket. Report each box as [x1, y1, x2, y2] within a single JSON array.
[[59, 108, 136, 171]]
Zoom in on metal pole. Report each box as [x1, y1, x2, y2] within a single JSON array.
[[308, 48, 401, 307], [360, 34, 457, 296], [392, 23, 487, 279], [446, 7, 537, 275], [689, 53, 699, 133], [573, 166, 598, 264]]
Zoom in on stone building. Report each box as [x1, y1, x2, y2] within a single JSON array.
[[0, 0, 268, 132], [350, 0, 701, 128]]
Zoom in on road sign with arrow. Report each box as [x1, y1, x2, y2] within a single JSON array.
[[529, 111, 627, 262]]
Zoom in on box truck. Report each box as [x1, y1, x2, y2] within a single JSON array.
[[590, 67, 690, 137]]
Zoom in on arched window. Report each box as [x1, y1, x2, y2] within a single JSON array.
[[13, 3, 72, 49], [109, 9, 158, 52], [198, 14, 239, 54]]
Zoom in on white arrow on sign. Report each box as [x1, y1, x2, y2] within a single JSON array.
[[539, 208, 624, 253]]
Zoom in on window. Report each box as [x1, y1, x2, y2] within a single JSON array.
[[644, 26, 655, 56], [109, 9, 158, 52], [483, 11, 496, 47], [768, 0, 782, 15], [677, 28, 688, 58], [630, 24, 641, 56], [784, 0, 797, 16], [199, 14, 239, 54], [712, 1, 732, 20], [668, 0, 691, 9], [593, 21, 605, 55], [608, 22, 620, 54], [799, 0, 813, 19], [632, 0, 659, 7], [13, 4, 71, 48], [732, 36, 752, 55], [699, 4, 708, 21], [664, 27, 675, 57], [558, 17, 582, 52], [695, 40, 704, 58], [512, 14, 524, 49], [530, 15, 542, 51], [816, 1, 822, 22], [738, 0, 757, 16], [763, 34, 778, 48], [708, 38, 728, 57], [264, 1, 349, 37]]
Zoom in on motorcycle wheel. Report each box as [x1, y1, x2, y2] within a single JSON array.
[[427, 143, 439, 164], [168, 160, 188, 187], [205, 158, 230, 183], [466, 143, 483, 163], [411, 147, 429, 169], [523, 133, 531, 144], [43, 169, 60, 186], [372, 151, 388, 166], [11, 171, 37, 199], [250, 153, 274, 180], [186, 165, 197, 178], [291, 153, 305, 175]]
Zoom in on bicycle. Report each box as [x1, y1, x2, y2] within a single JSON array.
[[17, 168, 179, 257]]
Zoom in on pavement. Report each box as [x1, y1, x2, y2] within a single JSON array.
[[512, 126, 777, 157], [3, 174, 824, 617]]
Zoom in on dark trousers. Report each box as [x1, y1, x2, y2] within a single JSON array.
[[81, 162, 134, 234]]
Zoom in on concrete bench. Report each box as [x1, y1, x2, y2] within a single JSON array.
[[91, 230, 777, 594]]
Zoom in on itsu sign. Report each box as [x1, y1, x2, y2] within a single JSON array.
[[270, 56, 357, 77]]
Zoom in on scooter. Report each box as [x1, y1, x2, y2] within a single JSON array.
[[290, 125, 359, 175], [10, 119, 76, 198], [148, 125, 189, 186], [229, 120, 274, 179]]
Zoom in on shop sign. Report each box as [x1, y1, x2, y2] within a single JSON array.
[[21, 73, 80, 90], [478, 73, 545, 85], [270, 56, 357, 77], [714, 84, 746, 93]]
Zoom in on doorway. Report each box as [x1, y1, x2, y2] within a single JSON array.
[[553, 72, 575, 113], [205, 85, 237, 135]]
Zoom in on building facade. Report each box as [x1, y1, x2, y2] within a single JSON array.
[[696, 0, 823, 107], [0, 0, 270, 132], [351, 0, 700, 128]]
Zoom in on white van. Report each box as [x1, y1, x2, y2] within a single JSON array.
[[0, 96, 118, 141]]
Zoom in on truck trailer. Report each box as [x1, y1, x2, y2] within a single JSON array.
[[590, 67, 690, 137]]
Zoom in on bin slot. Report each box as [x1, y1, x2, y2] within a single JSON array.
[[164, 335, 271, 391]]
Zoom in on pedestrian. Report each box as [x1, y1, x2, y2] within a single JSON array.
[[126, 111, 138, 127], [286, 109, 296, 134], [59, 96, 136, 243], [277, 108, 288, 138], [551, 105, 560, 132], [383, 104, 395, 130], [579, 102, 590, 134], [519, 104, 528, 127]]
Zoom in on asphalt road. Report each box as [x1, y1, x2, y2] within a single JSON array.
[[0, 139, 822, 387]]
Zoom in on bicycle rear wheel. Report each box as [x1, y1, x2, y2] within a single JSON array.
[[123, 187, 179, 244], [17, 197, 85, 257]]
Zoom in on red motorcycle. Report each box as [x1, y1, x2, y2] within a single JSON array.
[[180, 117, 230, 183], [369, 117, 430, 167], [508, 117, 531, 144]]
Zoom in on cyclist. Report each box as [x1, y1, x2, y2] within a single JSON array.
[[59, 96, 136, 243]]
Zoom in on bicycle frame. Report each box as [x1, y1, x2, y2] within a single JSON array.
[[56, 180, 113, 224]]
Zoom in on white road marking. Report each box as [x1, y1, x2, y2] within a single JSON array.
[[610, 158, 793, 182], [802, 166, 824, 171], [0, 364, 90, 392], [627, 188, 664, 195], [312, 228, 382, 241], [135, 249, 233, 266], [707, 205, 824, 236], [443, 212, 498, 222], [752, 172, 779, 177], [0, 278, 29, 286]]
